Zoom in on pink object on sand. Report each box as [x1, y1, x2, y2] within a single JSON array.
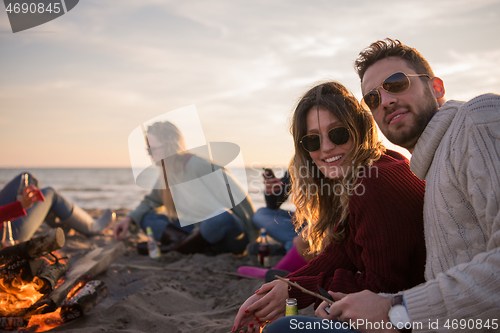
[[237, 244, 308, 279]]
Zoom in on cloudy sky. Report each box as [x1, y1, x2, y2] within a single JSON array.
[[1, 0, 499, 168]]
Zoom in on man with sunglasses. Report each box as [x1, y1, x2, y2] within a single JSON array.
[[313, 39, 500, 332]]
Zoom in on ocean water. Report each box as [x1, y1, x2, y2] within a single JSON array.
[[0, 167, 294, 211]]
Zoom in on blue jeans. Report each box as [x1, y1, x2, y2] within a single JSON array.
[[0, 172, 73, 242], [252, 207, 296, 252], [266, 316, 360, 333], [140, 212, 194, 240], [140, 208, 248, 255]]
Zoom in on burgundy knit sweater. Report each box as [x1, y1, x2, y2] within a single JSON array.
[[287, 150, 426, 309]]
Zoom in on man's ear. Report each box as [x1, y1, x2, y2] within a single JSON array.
[[429, 77, 446, 106]]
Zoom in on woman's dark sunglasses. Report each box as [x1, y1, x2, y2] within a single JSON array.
[[300, 127, 350, 152], [362, 72, 430, 111]]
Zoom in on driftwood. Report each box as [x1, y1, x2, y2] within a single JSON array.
[[111, 263, 189, 272], [60, 280, 108, 322], [0, 228, 65, 267], [28, 242, 126, 315], [109, 264, 255, 279], [275, 275, 333, 304]]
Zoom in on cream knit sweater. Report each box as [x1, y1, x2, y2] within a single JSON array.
[[404, 94, 500, 332]]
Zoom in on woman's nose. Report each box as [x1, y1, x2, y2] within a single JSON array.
[[320, 133, 335, 152]]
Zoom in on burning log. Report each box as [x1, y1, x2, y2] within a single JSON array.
[[0, 258, 51, 282], [0, 316, 27, 329], [0, 258, 30, 279], [1, 241, 124, 331], [28, 242, 126, 315], [60, 280, 108, 322], [36, 261, 70, 293], [30, 258, 50, 278], [0, 228, 65, 267]]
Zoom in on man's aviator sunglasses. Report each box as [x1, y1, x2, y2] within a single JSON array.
[[362, 72, 430, 111], [300, 127, 350, 152]]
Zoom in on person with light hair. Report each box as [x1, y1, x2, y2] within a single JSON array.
[[113, 121, 257, 255]]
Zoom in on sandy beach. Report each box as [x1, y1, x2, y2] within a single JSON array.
[[28, 209, 313, 333]]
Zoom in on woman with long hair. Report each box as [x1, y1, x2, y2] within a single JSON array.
[[113, 121, 256, 255], [233, 81, 426, 332]]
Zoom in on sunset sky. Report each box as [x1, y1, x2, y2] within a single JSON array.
[[1, 0, 499, 168]]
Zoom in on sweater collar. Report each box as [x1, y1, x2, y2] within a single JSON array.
[[410, 100, 464, 180]]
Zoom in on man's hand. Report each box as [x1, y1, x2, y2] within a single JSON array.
[[113, 216, 133, 240], [326, 290, 395, 333], [315, 290, 336, 320]]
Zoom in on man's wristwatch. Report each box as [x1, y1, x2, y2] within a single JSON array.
[[388, 295, 412, 332]]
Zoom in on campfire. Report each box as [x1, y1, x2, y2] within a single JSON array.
[[0, 228, 125, 332]]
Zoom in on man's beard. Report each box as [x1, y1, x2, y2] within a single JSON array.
[[385, 88, 439, 150]]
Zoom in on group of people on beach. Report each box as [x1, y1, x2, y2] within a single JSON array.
[[1, 38, 499, 333]]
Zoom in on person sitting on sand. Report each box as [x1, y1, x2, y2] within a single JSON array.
[[239, 166, 313, 280], [232, 81, 426, 332], [251, 169, 294, 253], [113, 120, 256, 256], [0, 172, 115, 243], [238, 168, 314, 281]]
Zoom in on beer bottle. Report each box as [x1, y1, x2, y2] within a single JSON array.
[[146, 227, 161, 259], [1, 221, 16, 248], [285, 298, 298, 316], [258, 228, 270, 268]]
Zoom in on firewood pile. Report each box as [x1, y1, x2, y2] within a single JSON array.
[[0, 228, 125, 331]]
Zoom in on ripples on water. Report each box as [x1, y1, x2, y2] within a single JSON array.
[[0, 168, 294, 211]]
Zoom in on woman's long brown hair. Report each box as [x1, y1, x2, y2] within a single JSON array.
[[290, 81, 384, 253]]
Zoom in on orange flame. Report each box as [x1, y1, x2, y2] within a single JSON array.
[[24, 280, 87, 332], [68, 280, 87, 299], [0, 250, 71, 332], [0, 275, 45, 317], [27, 308, 64, 332]]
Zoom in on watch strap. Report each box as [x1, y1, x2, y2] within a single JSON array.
[[392, 295, 405, 307], [390, 295, 411, 332]]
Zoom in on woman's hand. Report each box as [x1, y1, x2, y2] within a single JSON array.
[[250, 280, 289, 321], [233, 280, 289, 331], [113, 216, 133, 240], [20, 186, 36, 209], [233, 293, 265, 331]]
